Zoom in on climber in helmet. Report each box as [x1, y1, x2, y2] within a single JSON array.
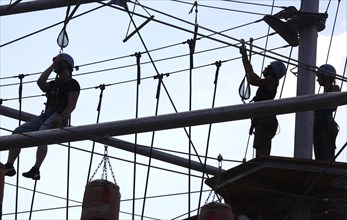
[[314, 64, 340, 161], [240, 45, 286, 157], [4, 53, 80, 180]]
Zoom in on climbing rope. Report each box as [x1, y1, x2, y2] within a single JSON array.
[[132, 51, 141, 220], [86, 84, 106, 184], [197, 60, 222, 213], [1, 1, 346, 218], [15, 73, 25, 220]]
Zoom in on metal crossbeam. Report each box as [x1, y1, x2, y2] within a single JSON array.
[[0, 0, 106, 16], [1, 92, 346, 149]]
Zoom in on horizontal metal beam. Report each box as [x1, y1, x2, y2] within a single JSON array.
[[0, 105, 220, 175], [0, 92, 346, 150], [0, 0, 106, 16]]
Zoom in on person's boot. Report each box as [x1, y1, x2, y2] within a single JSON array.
[[22, 166, 40, 180]]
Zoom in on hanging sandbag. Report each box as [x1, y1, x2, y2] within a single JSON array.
[[81, 179, 121, 220], [198, 202, 235, 220], [0, 163, 4, 219]]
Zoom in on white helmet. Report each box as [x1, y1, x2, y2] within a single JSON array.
[[53, 53, 74, 71], [270, 61, 286, 79], [318, 64, 336, 79]]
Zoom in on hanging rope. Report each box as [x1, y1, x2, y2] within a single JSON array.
[[197, 60, 221, 215], [132, 51, 141, 220], [187, 3, 198, 216], [86, 84, 106, 184], [13, 73, 27, 220], [141, 74, 166, 220], [28, 181, 37, 220], [120, 6, 186, 213]]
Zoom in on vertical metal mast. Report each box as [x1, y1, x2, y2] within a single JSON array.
[[294, 0, 319, 159], [293, 0, 319, 219]]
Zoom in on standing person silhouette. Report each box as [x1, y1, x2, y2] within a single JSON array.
[[314, 64, 340, 161], [240, 45, 286, 157], [4, 53, 80, 180]]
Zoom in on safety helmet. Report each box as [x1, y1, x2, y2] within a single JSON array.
[[270, 60, 286, 79], [318, 64, 336, 79], [53, 53, 74, 71]]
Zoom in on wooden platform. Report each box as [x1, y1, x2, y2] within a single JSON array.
[[205, 156, 347, 219]]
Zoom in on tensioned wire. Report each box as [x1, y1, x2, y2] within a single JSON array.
[[172, 0, 282, 16], [110, 1, 347, 218], [3, 2, 343, 87], [1, 1, 344, 84], [1, 0, 346, 219], [0, 43, 298, 104], [3, 185, 210, 220], [130, 0, 344, 80], [99, 2, 300, 207], [129, 9, 173, 219], [0, 31, 279, 88], [0, 2, 108, 48], [0, 0, 282, 86], [1, 4, 336, 220], [0, 1, 253, 218], [1, 127, 218, 219]]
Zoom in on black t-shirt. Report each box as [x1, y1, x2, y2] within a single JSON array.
[[45, 78, 80, 112], [252, 86, 277, 102]]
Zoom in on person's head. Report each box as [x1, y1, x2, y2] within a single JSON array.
[[53, 53, 74, 75], [317, 64, 336, 85], [263, 60, 286, 80]]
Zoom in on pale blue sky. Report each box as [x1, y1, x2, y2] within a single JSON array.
[[0, 1, 346, 219]]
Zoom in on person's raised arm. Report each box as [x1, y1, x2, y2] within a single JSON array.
[[37, 55, 63, 92]]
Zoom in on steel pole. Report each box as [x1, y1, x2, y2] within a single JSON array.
[[294, 0, 319, 159], [0, 105, 220, 175], [1, 92, 346, 150], [293, 1, 319, 219], [0, 0, 105, 16]]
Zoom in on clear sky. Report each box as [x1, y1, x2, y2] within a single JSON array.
[[0, 0, 346, 219]]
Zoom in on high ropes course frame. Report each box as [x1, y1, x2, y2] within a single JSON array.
[[0, 0, 346, 219]]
